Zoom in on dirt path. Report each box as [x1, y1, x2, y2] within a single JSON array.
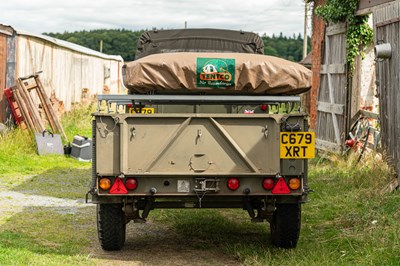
[[92, 221, 240, 266], [0, 190, 88, 215], [0, 188, 240, 265]]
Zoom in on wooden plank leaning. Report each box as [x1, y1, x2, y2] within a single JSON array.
[[30, 77, 58, 134], [33, 75, 68, 142], [16, 78, 45, 132], [11, 86, 35, 131]]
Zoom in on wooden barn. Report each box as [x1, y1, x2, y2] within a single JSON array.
[[0, 24, 124, 123], [310, 0, 400, 180]]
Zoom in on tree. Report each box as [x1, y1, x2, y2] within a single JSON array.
[[44, 29, 310, 62], [44, 29, 144, 61]]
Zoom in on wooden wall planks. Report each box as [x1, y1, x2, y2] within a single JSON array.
[[374, 1, 400, 177], [315, 22, 348, 152]]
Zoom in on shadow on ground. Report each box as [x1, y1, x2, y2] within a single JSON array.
[[93, 209, 271, 265], [0, 203, 274, 265], [11, 167, 91, 200], [1, 167, 275, 265]]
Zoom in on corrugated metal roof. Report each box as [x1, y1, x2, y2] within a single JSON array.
[[16, 29, 123, 62]]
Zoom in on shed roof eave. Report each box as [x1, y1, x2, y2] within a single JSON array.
[[356, 0, 397, 16], [0, 24, 15, 36], [15, 29, 124, 62]]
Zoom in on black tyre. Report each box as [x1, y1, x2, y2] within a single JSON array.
[[270, 203, 301, 249], [97, 204, 126, 251]]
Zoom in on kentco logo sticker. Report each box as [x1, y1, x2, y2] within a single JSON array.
[[196, 58, 235, 88]]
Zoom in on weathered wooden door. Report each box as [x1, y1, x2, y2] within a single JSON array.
[[0, 26, 16, 124], [374, 1, 400, 177], [315, 22, 348, 152]]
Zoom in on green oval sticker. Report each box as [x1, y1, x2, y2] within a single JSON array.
[[196, 58, 235, 88]]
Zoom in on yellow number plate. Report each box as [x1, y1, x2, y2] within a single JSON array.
[[129, 108, 155, 114], [280, 132, 315, 159]]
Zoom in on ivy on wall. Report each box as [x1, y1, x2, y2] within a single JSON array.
[[315, 0, 374, 73]]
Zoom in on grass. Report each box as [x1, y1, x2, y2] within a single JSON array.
[[0, 103, 93, 178], [148, 153, 400, 265], [12, 167, 91, 199], [0, 208, 95, 266], [0, 104, 399, 265], [0, 104, 96, 265], [61, 102, 94, 141]]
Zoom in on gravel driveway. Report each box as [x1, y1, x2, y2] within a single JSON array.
[[0, 185, 241, 265]]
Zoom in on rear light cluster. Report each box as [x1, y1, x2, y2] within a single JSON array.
[[99, 178, 112, 191], [99, 177, 138, 194], [263, 178, 275, 190], [125, 178, 137, 190], [288, 178, 301, 190], [228, 176, 301, 194], [227, 178, 240, 191], [100, 177, 301, 194], [260, 104, 268, 112]]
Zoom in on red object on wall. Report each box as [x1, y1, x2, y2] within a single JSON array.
[[4, 87, 24, 126]]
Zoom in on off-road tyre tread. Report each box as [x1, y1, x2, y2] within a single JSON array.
[[270, 203, 301, 249], [97, 204, 126, 251]]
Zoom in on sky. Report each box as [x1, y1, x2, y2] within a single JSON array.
[[0, 0, 310, 36]]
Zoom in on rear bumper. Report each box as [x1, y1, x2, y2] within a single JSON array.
[[95, 175, 303, 197], [91, 194, 302, 207]]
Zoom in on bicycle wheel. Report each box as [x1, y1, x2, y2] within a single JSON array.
[[346, 116, 371, 162]]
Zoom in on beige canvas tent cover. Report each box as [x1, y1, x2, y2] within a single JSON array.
[[135, 28, 264, 59], [123, 52, 312, 95]]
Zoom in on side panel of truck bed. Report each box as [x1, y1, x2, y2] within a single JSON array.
[[95, 113, 284, 176]]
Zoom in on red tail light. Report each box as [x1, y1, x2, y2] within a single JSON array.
[[260, 104, 268, 111], [263, 178, 275, 190], [227, 178, 240, 191], [125, 178, 137, 190]]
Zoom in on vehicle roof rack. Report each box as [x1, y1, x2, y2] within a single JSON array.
[[97, 94, 300, 105], [96, 94, 301, 113]]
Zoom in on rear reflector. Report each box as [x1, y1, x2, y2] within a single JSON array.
[[125, 178, 137, 190], [109, 178, 128, 194], [227, 178, 240, 191], [263, 178, 275, 190], [271, 177, 290, 194]]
